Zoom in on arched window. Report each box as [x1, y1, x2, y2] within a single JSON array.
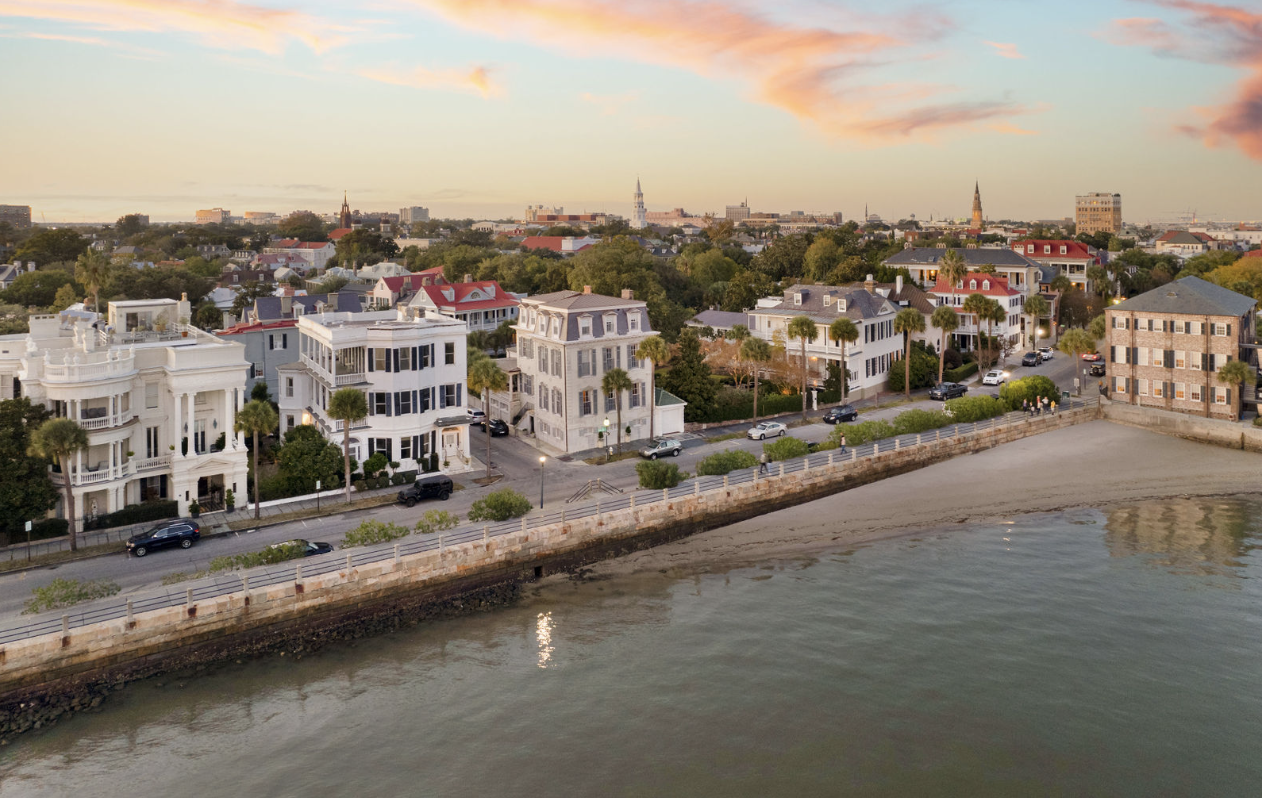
[[982, 280, 990, 290], [969, 279, 977, 289]]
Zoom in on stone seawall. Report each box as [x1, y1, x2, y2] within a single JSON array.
[[0, 404, 1099, 739], [1101, 400, 1262, 452]]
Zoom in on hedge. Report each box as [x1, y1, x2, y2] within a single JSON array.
[[763, 436, 810, 462], [342, 519, 411, 548], [688, 387, 843, 424], [83, 500, 179, 531], [695, 450, 758, 476], [891, 408, 950, 435], [943, 361, 979, 383], [999, 376, 1060, 411], [944, 395, 1008, 423], [636, 460, 687, 489], [28, 518, 69, 542], [468, 489, 532, 522]]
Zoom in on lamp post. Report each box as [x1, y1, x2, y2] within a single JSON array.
[[603, 417, 611, 463], [538, 455, 546, 509]]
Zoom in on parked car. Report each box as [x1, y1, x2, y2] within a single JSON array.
[[1089, 362, 1106, 377], [639, 438, 683, 459], [1039, 346, 1054, 362], [747, 421, 787, 440], [397, 475, 454, 507], [272, 539, 334, 557], [1080, 352, 1102, 362], [823, 404, 858, 424], [928, 382, 968, 400], [981, 369, 1008, 386], [466, 408, 486, 423], [126, 519, 201, 557], [1021, 352, 1041, 367], [477, 418, 509, 436]]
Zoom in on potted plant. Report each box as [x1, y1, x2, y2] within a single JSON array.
[[153, 311, 169, 333], [225, 488, 235, 512], [188, 500, 201, 518], [178, 315, 190, 337]]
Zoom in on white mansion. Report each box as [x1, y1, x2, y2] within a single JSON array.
[[276, 308, 472, 473], [0, 298, 250, 526]]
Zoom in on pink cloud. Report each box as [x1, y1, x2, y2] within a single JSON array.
[[984, 41, 1025, 60], [356, 63, 502, 97], [0, 29, 163, 58], [403, 0, 1031, 141], [1105, 1, 1262, 160]]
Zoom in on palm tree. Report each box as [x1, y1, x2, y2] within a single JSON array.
[[740, 336, 773, 423], [468, 356, 507, 477], [1217, 360, 1254, 421], [729, 324, 751, 341], [235, 399, 277, 519], [930, 305, 959, 383], [828, 317, 859, 403], [601, 367, 634, 454], [28, 418, 89, 551], [636, 335, 671, 441], [74, 249, 110, 314], [983, 298, 1007, 367], [328, 387, 367, 503], [961, 292, 990, 360], [1024, 294, 1051, 352], [787, 315, 819, 421], [893, 308, 926, 398], [1048, 274, 1073, 330], [1056, 328, 1095, 395], [940, 248, 968, 301]]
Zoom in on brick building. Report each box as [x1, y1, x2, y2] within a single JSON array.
[[1105, 276, 1256, 420]]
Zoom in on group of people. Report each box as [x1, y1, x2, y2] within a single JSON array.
[[1023, 396, 1056, 416]]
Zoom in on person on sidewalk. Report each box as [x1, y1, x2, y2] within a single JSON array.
[[1051, 399, 1057, 415], [1023, 398, 1030, 416], [1042, 396, 1050, 414], [839, 434, 847, 454], [758, 452, 769, 475]]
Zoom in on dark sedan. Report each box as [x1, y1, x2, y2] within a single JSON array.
[[928, 382, 968, 401], [477, 418, 509, 436], [823, 404, 858, 424], [1021, 352, 1041, 367], [126, 519, 201, 557], [273, 539, 334, 557]]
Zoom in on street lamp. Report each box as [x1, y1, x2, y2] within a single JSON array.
[[538, 455, 546, 509], [603, 417, 611, 463]]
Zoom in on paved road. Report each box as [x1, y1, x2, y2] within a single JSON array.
[[0, 356, 1091, 618]]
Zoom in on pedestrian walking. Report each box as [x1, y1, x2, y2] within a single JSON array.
[[1035, 395, 1043, 416], [840, 434, 847, 454], [1042, 396, 1050, 414], [758, 451, 769, 475], [1051, 399, 1057, 415], [1023, 398, 1029, 415]]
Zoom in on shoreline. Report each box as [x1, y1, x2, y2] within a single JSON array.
[[570, 420, 1262, 580]]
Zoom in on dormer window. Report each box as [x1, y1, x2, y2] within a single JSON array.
[[823, 294, 831, 306], [969, 279, 977, 289], [579, 317, 592, 337], [982, 280, 990, 290], [793, 293, 802, 306], [629, 314, 640, 331], [1059, 246, 1067, 255], [605, 315, 616, 333], [1043, 245, 1051, 254], [1027, 244, 1034, 253]]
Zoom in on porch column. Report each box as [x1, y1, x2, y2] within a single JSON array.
[[172, 391, 183, 458], [186, 392, 195, 455], [236, 387, 246, 447], [222, 388, 234, 450], [75, 446, 82, 482]]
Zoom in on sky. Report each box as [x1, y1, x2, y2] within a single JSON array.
[[1, 0, 1260, 225]]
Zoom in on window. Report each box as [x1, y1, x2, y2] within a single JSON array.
[[399, 391, 413, 414], [630, 382, 642, 408], [580, 318, 592, 337], [539, 382, 547, 411], [627, 344, 639, 369], [578, 349, 594, 378], [521, 338, 533, 359], [1138, 379, 1148, 396], [1190, 354, 1203, 372], [398, 347, 412, 371], [1175, 351, 1186, 369], [373, 393, 389, 415], [629, 314, 640, 332], [400, 436, 413, 460], [269, 334, 276, 351], [420, 344, 433, 368], [522, 375, 533, 395], [969, 279, 977, 289], [1215, 387, 1228, 405], [369, 438, 393, 461], [445, 342, 455, 365], [374, 349, 388, 372], [603, 347, 615, 373], [605, 388, 616, 413], [145, 426, 159, 458], [1152, 382, 1164, 399], [1175, 383, 1186, 400], [551, 317, 561, 338], [605, 316, 615, 333], [1191, 384, 1203, 402], [580, 389, 594, 416], [1114, 377, 1127, 394], [1189, 321, 1202, 335], [1213, 322, 1228, 336], [442, 384, 459, 408], [551, 349, 562, 376], [285, 377, 294, 398], [539, 346, 547, 372], [145, 382, 158, 409], [287, 415, 295, 430], [552, 388, 562, 415]]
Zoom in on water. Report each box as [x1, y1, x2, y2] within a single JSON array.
[[2, 497, 1261, 796]]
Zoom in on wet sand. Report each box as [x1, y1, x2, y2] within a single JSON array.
[[584, 420, 1262, 575]]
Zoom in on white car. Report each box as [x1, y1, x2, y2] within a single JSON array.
[[982, 369, 1009, 386], [746, 421, 787, 440], [466, 408, 486, 423], [1039, 347, 1054, 362]]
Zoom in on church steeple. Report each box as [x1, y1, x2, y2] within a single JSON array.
[[339, 192, 352, 229], [631, 176, 646, 229], [971, 182, 984, 230]]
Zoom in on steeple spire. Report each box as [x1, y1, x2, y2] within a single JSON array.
[[971, 182, 984, 230]]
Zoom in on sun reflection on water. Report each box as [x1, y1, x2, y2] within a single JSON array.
[[536, 612, 554, 669]]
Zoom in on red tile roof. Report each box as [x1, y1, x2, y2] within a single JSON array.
[[1012, 240, 1097, 261], [416, 280, 519, 311], [1157, 230, 1214, 243], [521, 236, 593, 253], [1244, 249, 1262, 258], [216, 318, 297, 335], [930, 272, 1020, 297], [329, 228, 352, 241]]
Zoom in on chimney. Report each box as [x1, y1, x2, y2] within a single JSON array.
[[621, 289, 634, 300], [864, 275, 875, 294], [463, 273, 473, 283], [583, 285, 593, 294], [895, 274, 903, 295], [280, 296, 292, 317], [221, 311, 235, 329], [27, 261, 35, 272]]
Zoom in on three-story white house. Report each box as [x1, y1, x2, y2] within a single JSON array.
[[275, 308, 471, 473], [515, 288, 654, 454], [0, 298, 250, 526]]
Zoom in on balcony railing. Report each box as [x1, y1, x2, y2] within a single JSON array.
[[74, 468, 118, 486], [43, 354, 136, 384], [78, 413, 137, 431], [336, 372, 367, 385], [133, 455, 171, 473]]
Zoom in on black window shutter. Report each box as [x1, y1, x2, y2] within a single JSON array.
[[392, 349, 399, 372], [1226, 388, 1232, 406], [412, 347, 418, 370], [393, 392, 399, 416], [412, 390, 418, 413], [439, 387, 446, 409], [368, 439, 376, 456], [1227, 323, 1232, 337], [368, 393, 375, 415], [368, 348, 374, 372], [1202, 353, 1209, 370], [457, 384, 463, 406]]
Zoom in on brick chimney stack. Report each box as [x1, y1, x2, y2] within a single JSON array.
[[864, 275, 875, 294], [583, 285, 592, 294]]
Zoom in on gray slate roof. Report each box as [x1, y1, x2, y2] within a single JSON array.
[[884, 247, 1038, 268], [654, 387, 686, 407], [524, 290, 645, 311], [1111, 275, 1256, 317], [754, 285, 894, 323], [688, 309, 753, 329], [254, 291, 363, 320]]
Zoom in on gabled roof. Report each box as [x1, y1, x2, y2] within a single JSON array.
[[416, 280, 518, 311], [1110, 275, 1256, 317], [1157, 231, 1212, 245], [751, 284, 895, 323], [930, 272, 1020, 297], [1244, 249, 1262, 259], [884, 247, 1038, 269], [654, 387, 686, 407], [1012, 239, 1096, 261], [329, 228, 353, 241]]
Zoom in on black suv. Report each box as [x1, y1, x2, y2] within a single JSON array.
[[1021, 352, 1041, 367], [397, 475, 454, 507], [823, 404, 858, 424], [1089, 362, 1106, 377], [928, 382, 968, 400], [478, 419, 509, 436], [127, 519, 201, 557]]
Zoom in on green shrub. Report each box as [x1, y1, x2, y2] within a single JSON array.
[[24, 578, 120, 614], [353, 480, 368, 493], [891, 409, 949, 435], [763, 436, 810, 462], [468, 488, 533, 522], [82, 500, 178, 531], [1253, 416, 1262, 428], [363, 452, 388, 477], [224, 488, 235, 509], [636, 460, 687, 489], [209, 541, 306, 573], [887, 346, 940, 392], [1000, 375, 1060, 411], [415, 510, 460, 535], [341, 519, 412, 548], [943, 361, 980, 383], [695, 450, 758, 476], [28, 518, 69, 542], [944, 395, 1008, 423], [835, 418, 896, 446]]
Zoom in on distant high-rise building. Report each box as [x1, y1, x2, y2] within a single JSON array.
[[339, 193, 353, 229], [726, 200, 750, 224], [971, 182, 984, 230], [1076, 192, 1122, 235], [243, 211, 277, 224], [400, 206, 430, 225], [632, 179, 646, 229], [0, 205, 32, 229], [195, 208, 230, 225]]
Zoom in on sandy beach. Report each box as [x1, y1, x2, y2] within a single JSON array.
[[578, 420, 1262, 576]]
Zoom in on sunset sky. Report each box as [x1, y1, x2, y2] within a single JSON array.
[[2, 0, 1260, 224]]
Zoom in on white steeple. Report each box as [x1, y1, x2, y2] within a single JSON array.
[[632, 176, 646, 229]]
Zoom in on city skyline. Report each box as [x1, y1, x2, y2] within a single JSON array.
[[2, 0, 1260, 223]]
